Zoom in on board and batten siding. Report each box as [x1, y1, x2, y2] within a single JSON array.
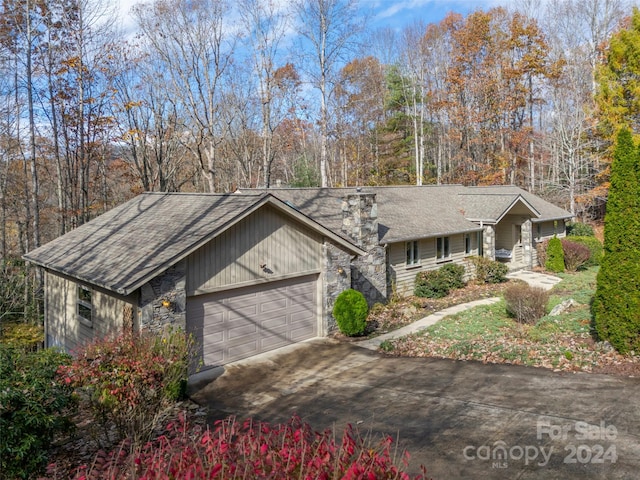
[[45, 271, 135, 352], [387, 233, 474, 296], [187, 205, 323, 295]]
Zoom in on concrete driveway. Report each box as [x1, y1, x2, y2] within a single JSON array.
[[188, 339, 640, 479]]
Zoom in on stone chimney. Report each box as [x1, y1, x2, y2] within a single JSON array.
[[341, 191, 379, 250], [341, 191, 386, 305]]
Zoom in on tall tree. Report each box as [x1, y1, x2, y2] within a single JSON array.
[[294, 0, 363, 187], [134, 0, 235, 193], [592, 128, 640, 353], [238, 0, 291, 188]]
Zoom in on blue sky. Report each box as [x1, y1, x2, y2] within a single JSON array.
[[365, 0, 503, 30], [118, 0, 503, 34]]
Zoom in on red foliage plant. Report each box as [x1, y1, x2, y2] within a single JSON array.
[[57, 415, 429, 480], [56, 330, 191, 446]]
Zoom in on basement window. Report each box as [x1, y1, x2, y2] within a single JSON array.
[[77, 285, 93, 327]]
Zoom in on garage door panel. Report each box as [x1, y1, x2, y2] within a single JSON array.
[[227, 321, 258, 339], [188, 275, 318, 367], [260, 297, 287, 313]]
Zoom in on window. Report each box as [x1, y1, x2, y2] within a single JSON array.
[[536, 223, 542, 240], [464, 233, 472, 255], [478, 231, 483, 256], [436, 236, 450, 260], [406, 240, 419, 266], [77, 285, 93, 327]]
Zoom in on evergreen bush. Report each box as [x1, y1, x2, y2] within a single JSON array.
[[414, 269, 451, 298], [332, 289, 369, 336], [566, 221, 595, 237], [545, 236, 565, 273], [593, 128, 640, 353], [439, 263, 466, 290], [0, 346, 76, 480]]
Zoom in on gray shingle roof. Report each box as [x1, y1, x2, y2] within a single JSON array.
[[25, 185, 572, 294], [257, 186, 483, 243], [24, 193, 269, 294], [458, 186, 572, 222]]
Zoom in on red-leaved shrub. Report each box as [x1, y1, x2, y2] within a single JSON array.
[[561, 239, 591, 272], [57, 329, 192, 447], [58, 415, 428, 480]]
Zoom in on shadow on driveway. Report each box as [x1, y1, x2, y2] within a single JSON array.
[[188, 339, 640, 479]]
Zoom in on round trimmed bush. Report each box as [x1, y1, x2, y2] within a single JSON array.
[[333, 289, 369, 336]]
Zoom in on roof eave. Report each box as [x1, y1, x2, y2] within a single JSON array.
[[118, 194, 365, 295], [383, 226, 483, 244]]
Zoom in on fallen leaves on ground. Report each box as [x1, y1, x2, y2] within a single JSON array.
[[366, 281, 640, 377]]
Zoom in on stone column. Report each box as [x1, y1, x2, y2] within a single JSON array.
[[483, 225, 495, 260], [341, 192, 386, 305], [322, 242, 352, 333], [139, 261, 186, 333]]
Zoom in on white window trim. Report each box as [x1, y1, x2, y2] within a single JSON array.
[[406, 240, 420, 267], [436, 236, 451, 261]]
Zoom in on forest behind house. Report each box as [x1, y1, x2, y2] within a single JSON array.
[[0, 0, 636, 326]]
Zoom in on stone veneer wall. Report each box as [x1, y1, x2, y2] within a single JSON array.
[[483, 225, 495, 260], [322, 242, 353, 333], [139, 261, 186, 333], [341, 193, 387, 306]]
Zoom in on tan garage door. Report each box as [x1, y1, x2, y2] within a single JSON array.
[[187, 275, 318, 367]]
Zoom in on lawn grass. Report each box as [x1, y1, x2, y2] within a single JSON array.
[[385, 267, 640, 373]]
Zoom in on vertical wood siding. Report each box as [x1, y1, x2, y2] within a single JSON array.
[[187, 205, 323, 295], [45, 271, 135, 353]]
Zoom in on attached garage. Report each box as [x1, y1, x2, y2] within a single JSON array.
[[23, 192, 364, 368], [187, 275, 318, 366]]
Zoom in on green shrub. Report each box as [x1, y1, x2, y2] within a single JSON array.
[[0, 346, 76, 480], [439, 263, 466, 290], [545, 236, 565, 273], [503, 284, 550, 324], [570, 236, 603, 266], [593, 128, 640, 354], [57, 329, 193, 447], [414, 269, 451, 298], [561, 239, 591, 272], [332, 289, 369, 336], [467, 256, 509, 284], [566, 221, 595, 237]]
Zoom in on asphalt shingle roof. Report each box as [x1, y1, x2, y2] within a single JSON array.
[[259, 186, 483, 243], [458, 186, 572, 222], [24, 192, 267, 295], [25, 185, 572, 294]]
